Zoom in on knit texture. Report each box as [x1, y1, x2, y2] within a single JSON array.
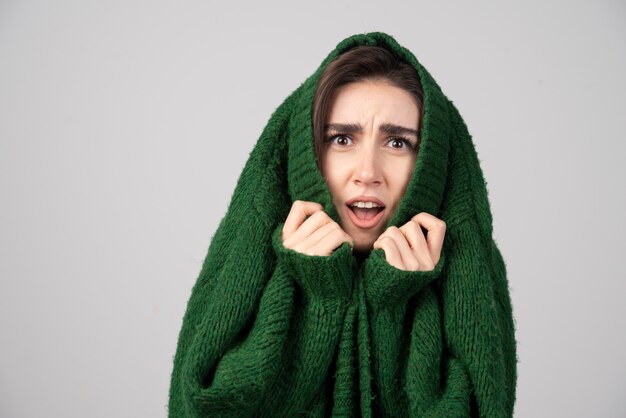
[[168, 31, 517, 417]]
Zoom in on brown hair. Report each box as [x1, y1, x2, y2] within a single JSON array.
[[312, 45, 425, 170]]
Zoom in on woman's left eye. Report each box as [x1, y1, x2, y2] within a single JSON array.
[[387, 137, 414, 150]]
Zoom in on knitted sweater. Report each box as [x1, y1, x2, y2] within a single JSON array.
[[168, 32, 517, 417]]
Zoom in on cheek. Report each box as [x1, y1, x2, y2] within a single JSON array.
[[390, 160, 415, 199], [321, 156, 345, 190]]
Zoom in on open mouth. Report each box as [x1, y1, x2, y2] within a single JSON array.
[[347, 204, 385, 220], [345, 203, 386, 229]]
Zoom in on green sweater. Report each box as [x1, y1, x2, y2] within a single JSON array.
[[168, 32, 517, 417]]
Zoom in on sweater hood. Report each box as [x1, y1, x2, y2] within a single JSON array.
[[284, 32, 453, 231]]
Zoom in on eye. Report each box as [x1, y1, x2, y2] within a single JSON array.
[[326, 134, 353, 147], [387, 136, 415, 150]]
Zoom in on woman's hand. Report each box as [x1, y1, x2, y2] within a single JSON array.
[[282, 200, 354, 256], [372, 212, 446, 271]]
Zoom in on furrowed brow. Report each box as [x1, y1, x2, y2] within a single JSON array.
[[325, 123, 362, 133], [325, 122, 418, 137], [379, 123, 419, 137]]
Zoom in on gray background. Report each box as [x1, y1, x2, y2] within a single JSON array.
[[1, 0, 624, 416]]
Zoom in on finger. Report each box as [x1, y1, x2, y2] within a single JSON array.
[[310, 224, 354, 256], [294, 221, 337, 255], [399, 221, 434, 270], [284, 210, 332, 248], [382, 226, 420, 271], [374, 234, 405, 270], [410, 212, 446, 265], [282, 200, 325, 241]]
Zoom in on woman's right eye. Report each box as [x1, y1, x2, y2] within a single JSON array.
[[326, 134, 353, 146]]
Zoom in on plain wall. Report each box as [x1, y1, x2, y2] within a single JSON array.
[[1, 0, 625, 416]]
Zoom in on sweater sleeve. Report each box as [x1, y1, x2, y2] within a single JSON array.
[[488, 235, 517, 415], [439, 219, 517, 417], [168, 222, 357, 418], [362, 220, 516, 417], [362, 247, 446, 313], [362, 251, 472, 417]]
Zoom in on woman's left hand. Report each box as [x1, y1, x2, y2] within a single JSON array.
[[372, 212, 446, 271]]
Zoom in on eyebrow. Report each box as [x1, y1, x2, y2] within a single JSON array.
[[325, 122, 419, 137]]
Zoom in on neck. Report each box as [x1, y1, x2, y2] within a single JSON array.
[[353, 250, 371, 264]]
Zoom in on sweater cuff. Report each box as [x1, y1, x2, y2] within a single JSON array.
[[271, 223, 357, 305], [363, 248, 446, 311]]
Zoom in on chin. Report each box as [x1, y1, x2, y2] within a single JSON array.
[[353, 238, 375, 253]]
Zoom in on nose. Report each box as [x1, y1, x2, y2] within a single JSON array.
[[353, 141, 382, 186]]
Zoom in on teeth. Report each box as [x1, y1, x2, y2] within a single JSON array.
[[350, 201, 382, 208]]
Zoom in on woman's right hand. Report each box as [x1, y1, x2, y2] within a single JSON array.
[[282, 200, 354, 256]]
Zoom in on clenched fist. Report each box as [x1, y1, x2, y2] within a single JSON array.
[[282, 200, 354, 256], [373, 212, 446, 271]]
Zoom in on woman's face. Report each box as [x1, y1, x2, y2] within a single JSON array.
[[321, 79, 419, 252]]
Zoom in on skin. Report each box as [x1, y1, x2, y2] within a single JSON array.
[[282, 80, 446, 271]]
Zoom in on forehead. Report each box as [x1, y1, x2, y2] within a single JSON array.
[[327, 80, 419, 127]]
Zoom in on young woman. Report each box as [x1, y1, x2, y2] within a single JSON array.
[[168, 32, 517, 417], [286, 45, 444, 274]]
